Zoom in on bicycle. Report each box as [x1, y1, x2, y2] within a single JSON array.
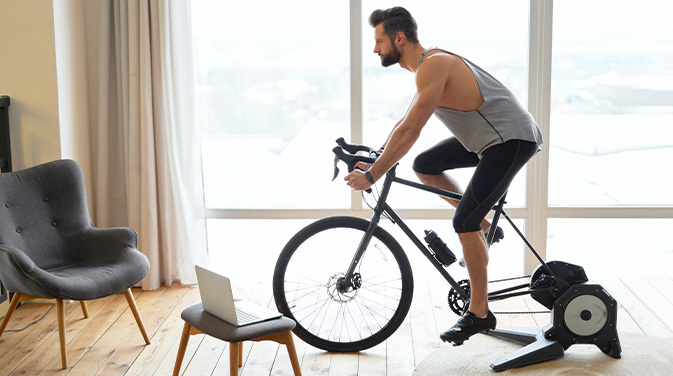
[[272, 138, 621, 365]]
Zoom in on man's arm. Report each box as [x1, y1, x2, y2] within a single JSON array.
[[368, 61, 447, 181], [345, 57, 449, 190]]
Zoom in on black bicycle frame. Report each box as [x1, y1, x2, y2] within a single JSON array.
[[342, 163, 554, 301]]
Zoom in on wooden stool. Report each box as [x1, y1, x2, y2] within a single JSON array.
[[173, 303, 302, 376]]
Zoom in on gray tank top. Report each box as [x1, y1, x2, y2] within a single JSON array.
[[420, 48, 543, 156]]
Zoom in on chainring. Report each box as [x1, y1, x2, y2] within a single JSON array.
[[447, 279, 471, 315]]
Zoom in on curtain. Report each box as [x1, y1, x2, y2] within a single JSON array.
[[86, 0, 207, 289]]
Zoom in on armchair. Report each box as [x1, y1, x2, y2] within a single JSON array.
[[0, 159, 151, 368]]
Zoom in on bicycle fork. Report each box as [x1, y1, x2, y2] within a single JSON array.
[[337, 170, 395, 294]]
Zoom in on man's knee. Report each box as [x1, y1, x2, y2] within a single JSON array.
[[452, 215, 482, 234], [412, 150, 437, 175]]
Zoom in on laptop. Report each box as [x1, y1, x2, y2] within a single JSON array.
[[195, 265, 282, 327]]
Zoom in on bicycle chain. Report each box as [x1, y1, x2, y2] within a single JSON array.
[[488, 275, 549, 315], [488, 275, 531, 284]]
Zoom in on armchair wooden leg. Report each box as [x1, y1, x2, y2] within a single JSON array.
[[173, 322, 192, 376], [56, 299, 67, 369], [123, 289, 150, 344], [80, 301, 89, 318], [0, 293, 22, 339]]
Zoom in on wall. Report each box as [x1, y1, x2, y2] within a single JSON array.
[[0, 0, 62, 169], [0, 0, 95, 212]]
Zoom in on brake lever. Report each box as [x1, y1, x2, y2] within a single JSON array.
[[332, 143, 376, 194], [332, 154, 340, 181]]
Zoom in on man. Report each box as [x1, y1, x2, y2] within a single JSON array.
[[344, 7, 543, 345]]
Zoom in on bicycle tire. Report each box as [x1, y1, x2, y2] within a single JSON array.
[[273, 216, 414, 352]]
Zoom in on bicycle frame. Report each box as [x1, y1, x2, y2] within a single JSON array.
[[341, 163, 554, 302]]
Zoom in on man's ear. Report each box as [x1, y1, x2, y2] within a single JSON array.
[[395, 31, 405, 45]]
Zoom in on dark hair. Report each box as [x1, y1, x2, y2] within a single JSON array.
[[368, 7, 418, 43]]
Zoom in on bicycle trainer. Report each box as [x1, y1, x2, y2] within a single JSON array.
[[487, 261, 622, 371]]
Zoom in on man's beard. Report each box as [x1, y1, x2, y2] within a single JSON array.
[[380, 44, 401, 67]]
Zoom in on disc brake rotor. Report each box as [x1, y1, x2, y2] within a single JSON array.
[[326, 273, 360, 303]]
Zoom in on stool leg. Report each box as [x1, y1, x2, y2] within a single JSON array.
[[229, 342, 240, 376], [284, 331, 302, 376], [173, 322, 192, 376], [238, 342, 243, 366]]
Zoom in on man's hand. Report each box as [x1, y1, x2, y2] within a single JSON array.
[[344, 169, 373, 191], [354, 161, 371, 171]]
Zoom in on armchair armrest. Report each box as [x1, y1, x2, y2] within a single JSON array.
[[76, 226, 140, 260], [0, 245, 53, 296], [0, 245, 38, 273]]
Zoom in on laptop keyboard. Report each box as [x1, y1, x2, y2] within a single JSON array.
[[236, 307, 262, 324]]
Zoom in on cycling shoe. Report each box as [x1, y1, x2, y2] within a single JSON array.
[[439, 310, 497, 346]]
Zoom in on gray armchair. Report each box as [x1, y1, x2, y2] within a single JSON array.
[[0, 159, 151, 368]]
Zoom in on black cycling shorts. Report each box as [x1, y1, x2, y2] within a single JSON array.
[[412, 137, 539, 233]]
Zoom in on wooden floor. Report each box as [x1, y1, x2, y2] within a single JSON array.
[[0, 267, 671, 375]]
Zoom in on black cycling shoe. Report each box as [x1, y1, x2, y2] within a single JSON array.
[[439, 311, 497, 346], [459, 226, 504, 267]]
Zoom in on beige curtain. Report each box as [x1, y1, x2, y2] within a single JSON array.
[[86, 0, 207, 289]]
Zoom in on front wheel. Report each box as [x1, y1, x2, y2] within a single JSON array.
[[273, 216, 414, 352]]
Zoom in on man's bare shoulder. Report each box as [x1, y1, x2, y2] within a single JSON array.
[[418, 51, 463, 75], [416, 51, 460, 85], [424, 50, 462, 65]]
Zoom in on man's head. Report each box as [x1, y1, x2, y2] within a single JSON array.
[[369, 7, 418, 67]]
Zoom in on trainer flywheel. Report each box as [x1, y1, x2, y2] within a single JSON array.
[[563, 294, 608, 337]]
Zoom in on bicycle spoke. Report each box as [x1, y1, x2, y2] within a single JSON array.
[[285, 286, 325, 305], [353, 296, 385, 331], [344, 303, 363, 341]]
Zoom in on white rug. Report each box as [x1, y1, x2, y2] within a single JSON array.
[[414, 331, 673, 375]]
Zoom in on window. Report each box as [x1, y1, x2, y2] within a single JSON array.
[[193, 1, 350, 209], [549, 0, 673, 206], [193, 0, 673, 278]]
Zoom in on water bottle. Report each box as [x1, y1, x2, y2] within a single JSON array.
[[424, 230, 456, 266]]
